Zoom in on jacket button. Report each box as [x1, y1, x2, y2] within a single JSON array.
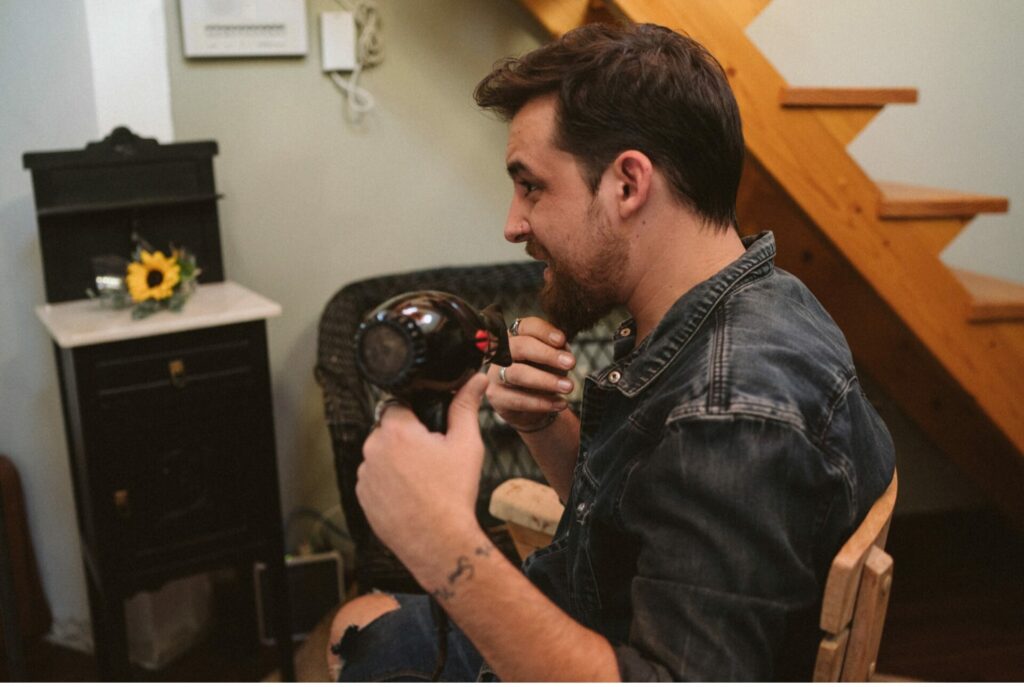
[[619, 327, 632, 337], [575, 501, 589, 524], [608, 370, 621, 384]]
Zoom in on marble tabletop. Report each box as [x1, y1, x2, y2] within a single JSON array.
[[36, 280, 282, 348]]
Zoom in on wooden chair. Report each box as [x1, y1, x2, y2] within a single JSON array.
[[489, 471, 898, 681], [815, 470, 898, 681]]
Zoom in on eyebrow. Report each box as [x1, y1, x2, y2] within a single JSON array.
[[506, 160, 532, 179]]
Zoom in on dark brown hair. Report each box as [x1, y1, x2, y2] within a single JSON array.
[[474, 22, 743, 229]]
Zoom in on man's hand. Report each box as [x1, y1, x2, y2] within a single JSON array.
[[356, 371, 618, 682], [487, 317, 576, 431], [357, 373, 490, 574]]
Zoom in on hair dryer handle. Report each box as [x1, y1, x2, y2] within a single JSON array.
[[410, 392, 450, 433]]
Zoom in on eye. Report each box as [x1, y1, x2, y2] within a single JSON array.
[[519, 180, 539, 197]]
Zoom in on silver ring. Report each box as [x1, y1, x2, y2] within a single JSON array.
[[373, 396, 403, 427], [498, 366, 510, 385], [509, 318, 522, 337]]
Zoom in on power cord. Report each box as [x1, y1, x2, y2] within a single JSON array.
[[285, 505, 353, 554], [329, 0, 383, 120]]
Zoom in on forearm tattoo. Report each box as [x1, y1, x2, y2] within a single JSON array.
[[431, 542, 495, 601]]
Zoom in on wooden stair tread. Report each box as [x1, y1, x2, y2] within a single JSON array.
[[781, 87, 918, 107], [953, 268, 1024, 323], [878, 181, 1009, 219], [779, 88, 916, 146]]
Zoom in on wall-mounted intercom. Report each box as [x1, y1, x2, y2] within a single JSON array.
[[179, 0, 308, 58]]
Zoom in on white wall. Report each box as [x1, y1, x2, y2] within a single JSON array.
[[1, 0, 1020, 637], [1, 0, 100, 635], [84, 0, 174, 142]]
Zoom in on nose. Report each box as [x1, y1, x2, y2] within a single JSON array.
[[504, 202, 530, 244]]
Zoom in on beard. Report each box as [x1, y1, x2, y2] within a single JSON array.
[[528, 202, 628, 342]]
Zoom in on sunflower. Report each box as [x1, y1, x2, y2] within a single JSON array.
[[126, 250, 181, 302]]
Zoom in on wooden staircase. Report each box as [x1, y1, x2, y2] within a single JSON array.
[[517, 0, 1024, 528]]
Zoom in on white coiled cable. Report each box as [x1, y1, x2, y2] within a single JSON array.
[[330, 0, 383, 119]]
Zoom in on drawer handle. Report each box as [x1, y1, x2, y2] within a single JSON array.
[[169, 359, 186, 388], [114, 489, 130, 519]]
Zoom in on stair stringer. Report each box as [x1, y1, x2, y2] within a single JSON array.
[[738, 157, 1024, 526]]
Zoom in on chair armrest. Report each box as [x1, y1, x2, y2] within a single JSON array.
[[489, 478, 564, 534], [489, 479, 564, 559]]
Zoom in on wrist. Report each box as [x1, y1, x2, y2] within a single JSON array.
[[403, 516, 486, 580], [411, 521, 490, 593], [508, 410, 561, 434]]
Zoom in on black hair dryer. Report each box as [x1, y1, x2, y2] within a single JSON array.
[[355, 291, 513, 433]]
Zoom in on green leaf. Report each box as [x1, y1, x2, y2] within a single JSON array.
[[168, 291, 187, 311], [131, 301, 159, 320]]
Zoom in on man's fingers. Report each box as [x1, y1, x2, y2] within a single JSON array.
[[447, 373, 489, 440], [499, 362, 574, 395], [510, 336, 576, 373], [488, 383, 567, 413], [512, 316, 567, 349]]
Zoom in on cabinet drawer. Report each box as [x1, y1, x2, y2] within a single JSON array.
[[94, 339, 252, 397]]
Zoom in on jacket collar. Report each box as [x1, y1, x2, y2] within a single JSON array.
[[597, 231, 777, 397]]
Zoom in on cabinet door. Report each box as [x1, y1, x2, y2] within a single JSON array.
[[86, 330, 275, 571], [99, 379, 256, 562]]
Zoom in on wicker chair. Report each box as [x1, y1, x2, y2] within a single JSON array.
[[314, 262, 621, 594]]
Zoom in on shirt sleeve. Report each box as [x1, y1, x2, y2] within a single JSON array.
[[612, 414, 852, 681]]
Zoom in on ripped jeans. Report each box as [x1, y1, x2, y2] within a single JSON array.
[[333, 593, 496, 682]]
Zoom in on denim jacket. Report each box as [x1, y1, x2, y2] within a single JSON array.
[[522, 231, 896, 681]]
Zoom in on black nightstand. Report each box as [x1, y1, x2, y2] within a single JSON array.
[[24, 129, 295, 680]]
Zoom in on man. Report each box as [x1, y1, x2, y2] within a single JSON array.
[[328, 22, 895, 681]]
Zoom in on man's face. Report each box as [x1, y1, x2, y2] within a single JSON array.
[[503, 96, 628, 340]]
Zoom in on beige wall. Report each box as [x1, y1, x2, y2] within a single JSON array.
[[164, 0, 545, 527]]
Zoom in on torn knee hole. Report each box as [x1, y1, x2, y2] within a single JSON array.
[[330, 593, 401, 660], [330, 623, 361, 660]]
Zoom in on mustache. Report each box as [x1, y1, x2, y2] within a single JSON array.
[[525, 240, 551, 263]]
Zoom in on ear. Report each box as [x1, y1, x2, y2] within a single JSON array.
[[609, 150, 653, 219]]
